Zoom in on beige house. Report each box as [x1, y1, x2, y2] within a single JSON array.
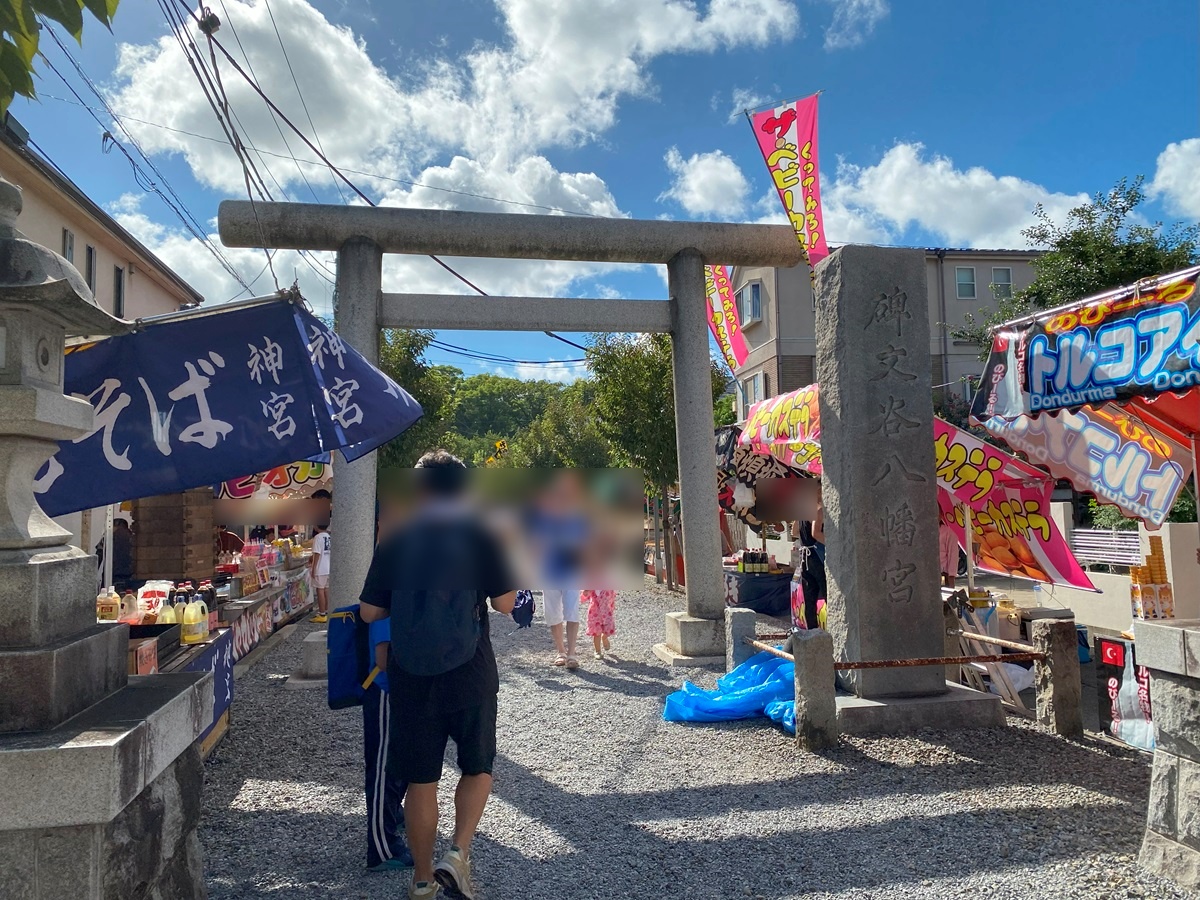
[[729, 247, 1039, 418], [0, 115, 203, 319], [1, 114, 205, 567]]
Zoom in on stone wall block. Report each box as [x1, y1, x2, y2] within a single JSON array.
[[1147, 750, 1179, 839], [725, 608, 757, 672], [1178, 756, 1200, 852], [792, 629, 838, 751], [1033, 619, 1083, 738], [1150, 671, 1200, 765]]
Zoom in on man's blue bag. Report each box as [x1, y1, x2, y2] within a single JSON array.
[[327, 604, 370, 709]]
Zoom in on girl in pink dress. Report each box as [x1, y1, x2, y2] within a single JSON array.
[[582, 589, 617, 659]]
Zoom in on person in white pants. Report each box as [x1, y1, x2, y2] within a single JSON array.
[[542, 589, 581, 670]]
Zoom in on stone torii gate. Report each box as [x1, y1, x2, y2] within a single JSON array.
[[218, 202, 803, 663]]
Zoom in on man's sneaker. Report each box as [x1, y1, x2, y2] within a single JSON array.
[[433, 846, 473, 899], [310, 613, 328, 624], [409, 879, 440, 899]]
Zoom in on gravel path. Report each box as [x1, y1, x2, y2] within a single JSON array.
[[202, 581, 1197, 900]]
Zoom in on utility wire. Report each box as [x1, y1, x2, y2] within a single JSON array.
[[37, 27, 253, 293], [260, 0, 345, 203], [38, 93, 614, 217], [166, 0, 589, 353]]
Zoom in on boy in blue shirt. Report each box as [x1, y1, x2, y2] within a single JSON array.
[[364, 616, 413, 872]]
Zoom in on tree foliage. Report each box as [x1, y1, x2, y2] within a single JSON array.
[[586, 333, 724, 494], [0, 0, 119, 114], [375, 330, 459, 469], [451, 373, 560, 440], [509, 380, 613, 468], [954, 178, 1200, 349]]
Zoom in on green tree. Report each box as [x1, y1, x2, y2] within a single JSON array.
[[586, 333, 725, 496], [451, 373, 562, 440], [954, 178, 1200, 349], [509, 379, 614, 468], [376, 330, 461, 468], [714, 393, 736, 427], [1, 1, 120, 113]]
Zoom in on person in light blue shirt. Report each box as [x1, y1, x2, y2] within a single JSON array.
[[363, 616, 412, 872]]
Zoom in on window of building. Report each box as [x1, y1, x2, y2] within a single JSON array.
[[742, 372, 765, 407], [84, 245, 96, 292], [113, 266, 125, 318], [61, 228, 74, 263], [736, 282, 762, 324], [991, 267, 1013, 299], [955, 266, 976, 300]]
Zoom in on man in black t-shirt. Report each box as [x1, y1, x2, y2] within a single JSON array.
[[360, 450, 516, 900]]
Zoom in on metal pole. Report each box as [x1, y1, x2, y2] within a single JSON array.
[[103, 504, 113, 590], [668, 248, 724, 619], [964, 503, 976, 594], [328, 238, 383, 615]]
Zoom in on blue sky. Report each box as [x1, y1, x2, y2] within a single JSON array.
[[12, 0, 1199, 381]]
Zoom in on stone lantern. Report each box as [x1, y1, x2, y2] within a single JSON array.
[[0, 179, 212, 897]]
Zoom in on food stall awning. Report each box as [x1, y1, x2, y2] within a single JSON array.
[[36, 296, 422, 517], [737, 383, 1095, 590], [971, 265, 1200, 528]]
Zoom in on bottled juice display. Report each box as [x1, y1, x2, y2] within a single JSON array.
[[181, 594, 209, 645], [117, 589, 137, 623], [96, 588, 120, 621], [157, 602, 176, 625]]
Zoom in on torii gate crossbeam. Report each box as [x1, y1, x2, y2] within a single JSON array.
[[218, 200, 804, 664]]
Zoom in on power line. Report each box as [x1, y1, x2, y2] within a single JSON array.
[[260, 0, 345, 204], [165, 0, 589, 353], [37, 26, 254, 294], [428, 338, 587, 365]]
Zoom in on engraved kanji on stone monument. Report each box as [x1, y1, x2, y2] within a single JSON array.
[[881, 501, 916, 546], [814, 245, 947, 700], [870, 344, 917, 382]]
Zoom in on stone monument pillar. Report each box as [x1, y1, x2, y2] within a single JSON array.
[[814, 245, 1002, 732], [0, 179, 213, 898]]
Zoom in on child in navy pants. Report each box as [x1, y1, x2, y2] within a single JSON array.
[[364, 617, 413, 872]]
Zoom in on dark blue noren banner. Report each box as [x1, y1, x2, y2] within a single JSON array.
[[36, 300, 422, 517]]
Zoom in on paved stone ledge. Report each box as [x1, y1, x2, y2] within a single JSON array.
[[0, 672, 212, 830]]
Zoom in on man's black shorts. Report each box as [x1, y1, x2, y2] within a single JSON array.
[[388, 695, 498, 784]]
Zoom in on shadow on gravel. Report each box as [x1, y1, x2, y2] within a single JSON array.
[[481, 751, 1145, 898]]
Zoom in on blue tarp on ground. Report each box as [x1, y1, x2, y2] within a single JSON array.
[[663, 650, 796, 735]]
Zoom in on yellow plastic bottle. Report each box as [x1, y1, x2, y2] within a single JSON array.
[[181, 596, 210, 645], [157, 601, 176, 625]]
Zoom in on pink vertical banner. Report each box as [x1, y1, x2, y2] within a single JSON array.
[[704, 264, 749, 371], [748, 94, 829, 265]]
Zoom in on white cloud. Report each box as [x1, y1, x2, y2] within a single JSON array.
[[727, 86, 773, 120], [1149, 138, 1200, 219], [105, 0, 799, 314], [502, 360, 588, 383], [659, 147, 750, 217], [827, 142, 1088, 248], [823, 0, 888, 50]]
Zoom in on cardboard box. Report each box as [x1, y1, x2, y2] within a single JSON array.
[[127, 638, 159, 675]]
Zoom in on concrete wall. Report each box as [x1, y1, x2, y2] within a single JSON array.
[[0, 143, 198, 319]]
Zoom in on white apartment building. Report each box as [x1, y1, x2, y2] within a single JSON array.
[[729, 247, 1039, 419]]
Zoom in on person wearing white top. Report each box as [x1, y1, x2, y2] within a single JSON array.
[[310, 522, 331, 623]]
